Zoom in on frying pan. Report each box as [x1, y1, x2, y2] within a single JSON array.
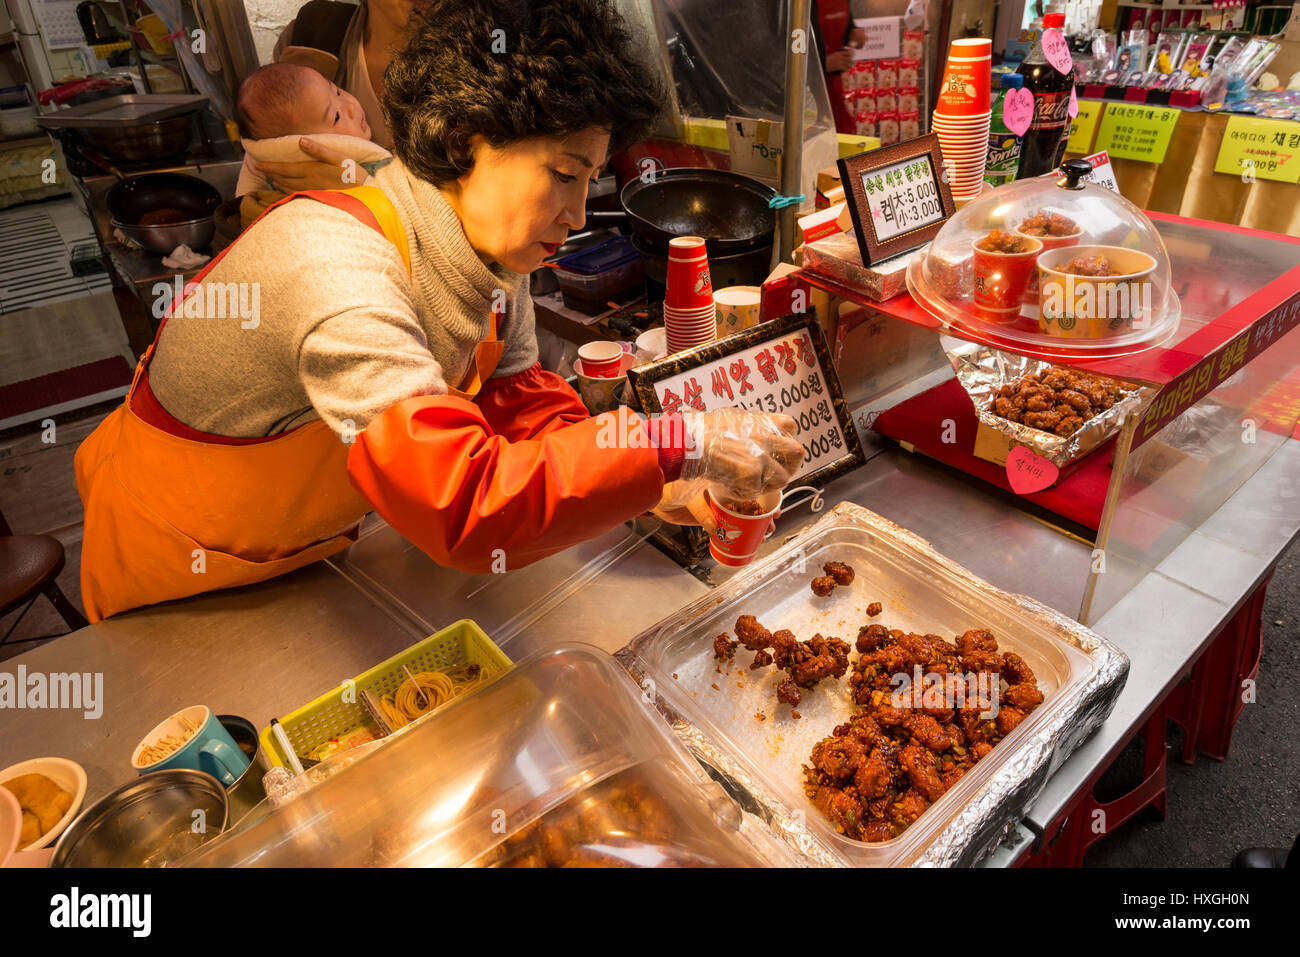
[[612, 168, 777, 255], [107, 172, 221, 254]]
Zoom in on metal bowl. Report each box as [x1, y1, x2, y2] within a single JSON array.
[[50, 769, 228, 868], [108, 171, 221, 254], [80, 112, 196, 163]]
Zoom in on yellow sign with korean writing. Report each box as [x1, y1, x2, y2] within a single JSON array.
[[1214, 116, 1300, 184], [1095, 104, 1181, 163], [1065, 100, 1103, 154]]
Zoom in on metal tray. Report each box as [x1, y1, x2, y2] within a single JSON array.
[[617, 502, 1128, 866], [37, 94, 208, 129]]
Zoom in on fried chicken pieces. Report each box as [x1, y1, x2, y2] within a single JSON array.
[[811, 561, 855, 597], [990, 367, 1129, 438], [803, 626, 1044, 843], [724, 614, 850, 707]]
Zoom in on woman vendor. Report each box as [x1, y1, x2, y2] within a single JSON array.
[[74, 0, 803, 622]]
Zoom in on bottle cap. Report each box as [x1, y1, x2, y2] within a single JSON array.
[[1044, 12, 1065, 27], [1000, 74, 1024, 89]]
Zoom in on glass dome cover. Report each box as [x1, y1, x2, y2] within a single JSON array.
[[906, 161, 1181, 360]]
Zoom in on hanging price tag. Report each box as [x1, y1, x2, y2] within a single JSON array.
[[1003, 87, 1035, 137], [1006, 446, 1059, 494], [1042, 28, 1073, 75]]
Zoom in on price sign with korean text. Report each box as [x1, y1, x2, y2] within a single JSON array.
[[839, 134, 956, 265], [1065, 99, 1103, 154], [627, 313, 865, 488], [854, 16, 901, 60], [1213, 116, 1300, 185], [1095, 103, 1181, 164]]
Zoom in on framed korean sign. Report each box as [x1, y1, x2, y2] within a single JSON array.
[[627, 312, 866, 490], [838, 134, 955, 266]]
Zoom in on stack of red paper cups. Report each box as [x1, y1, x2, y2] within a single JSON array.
[[663, 236, 717, 354], [932, 38, 992, 203]]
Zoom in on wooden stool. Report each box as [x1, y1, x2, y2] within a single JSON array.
[[0, 511, 88, 646]]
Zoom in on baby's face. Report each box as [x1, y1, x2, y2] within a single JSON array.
[[289, 71, 371, 139]]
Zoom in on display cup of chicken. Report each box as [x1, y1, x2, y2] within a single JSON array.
[[970, 230, 1043, 322], [1012, 210, 1085, 304], [1036, 245, 1158, 339]]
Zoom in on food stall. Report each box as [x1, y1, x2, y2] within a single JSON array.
[[3, 2, 1299, 876]]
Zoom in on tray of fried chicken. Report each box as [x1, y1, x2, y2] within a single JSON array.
[[949, 341, 1150, 469], [617, 502, 1128, 866]]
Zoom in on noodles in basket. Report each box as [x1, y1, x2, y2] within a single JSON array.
[[379, 664, 484, 729]]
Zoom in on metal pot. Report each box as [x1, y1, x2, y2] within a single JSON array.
[[617, 167, 777, 255], [50, 769, 228, 867], [79, 111, 196, 163], [108, 171, 221, 253]]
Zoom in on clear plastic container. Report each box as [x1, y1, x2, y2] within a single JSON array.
[[906, 160, 1181, 361], [553, 236, 645, 312], [621, 502, 1128, 866], [183, 646, 770, 867]]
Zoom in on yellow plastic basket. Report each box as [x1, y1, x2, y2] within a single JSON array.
[[258, 619, 511, 767]]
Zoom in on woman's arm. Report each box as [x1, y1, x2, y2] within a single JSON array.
[[347, 398, 665, 573]]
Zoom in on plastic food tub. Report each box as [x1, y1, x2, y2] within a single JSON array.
[[618, 502, 1129, 866], [553, 236, 645, 312]]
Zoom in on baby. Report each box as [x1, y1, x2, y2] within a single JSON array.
[[234, 62, 392, 228]]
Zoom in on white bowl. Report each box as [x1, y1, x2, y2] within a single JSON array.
[[0, 787, 20, 865], [0, 757, 88, 851]]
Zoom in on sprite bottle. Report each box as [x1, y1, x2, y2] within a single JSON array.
[[985, 74, 1024, 188]]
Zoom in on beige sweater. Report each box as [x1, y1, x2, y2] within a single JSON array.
[[148, 160, 539, 437]]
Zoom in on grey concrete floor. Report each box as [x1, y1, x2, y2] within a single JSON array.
[[1085, 537, 1300, 867]]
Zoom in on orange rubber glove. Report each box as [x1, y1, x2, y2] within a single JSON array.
[[347, 386, 666, 574]]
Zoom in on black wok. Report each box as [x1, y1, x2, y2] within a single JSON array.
[[107, 172, 221, 254], [614, 168, 776, 255]]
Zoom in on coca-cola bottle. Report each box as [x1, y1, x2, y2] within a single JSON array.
[[1016, 12, 1075, 178]]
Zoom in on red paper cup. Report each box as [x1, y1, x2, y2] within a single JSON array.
[[706, 489, 781, 566], [971, 234, 1043, 321], [936, 53, 991, 116], [666, 236, 713, 310], [576, 340, 624, 377], [949, 38, 992, 58], [932, 110, 992, 125]]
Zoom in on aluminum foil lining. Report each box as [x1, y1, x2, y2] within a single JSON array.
[[617, 501, 1130, 867], [947, 340, 1152, 469]]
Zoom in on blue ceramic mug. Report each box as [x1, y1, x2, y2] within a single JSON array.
[[132, 705, 250, 786]]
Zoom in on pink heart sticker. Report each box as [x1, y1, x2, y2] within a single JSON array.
[[1068, 85, 1079, 118], [1003, 87, 1035, 137], [1006, 446, 1059, 494], [1042, 28, 1073, 75]]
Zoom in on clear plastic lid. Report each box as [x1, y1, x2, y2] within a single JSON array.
[[906, 161, 1181, 360], [183, 646, 767, 868]]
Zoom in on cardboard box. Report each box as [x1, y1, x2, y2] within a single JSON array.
[[796, 202, 853, 245], [837, 134, 881, 158], [972, 420, 1016, 467], [817, 165, 842, 196]]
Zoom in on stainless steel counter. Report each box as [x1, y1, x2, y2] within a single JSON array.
[[3, 439, 1295, 866]]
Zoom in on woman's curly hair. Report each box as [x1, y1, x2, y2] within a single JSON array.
[[383, 0, 665, 184]]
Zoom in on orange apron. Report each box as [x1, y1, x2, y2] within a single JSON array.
[[75, 186, 502, 622]]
